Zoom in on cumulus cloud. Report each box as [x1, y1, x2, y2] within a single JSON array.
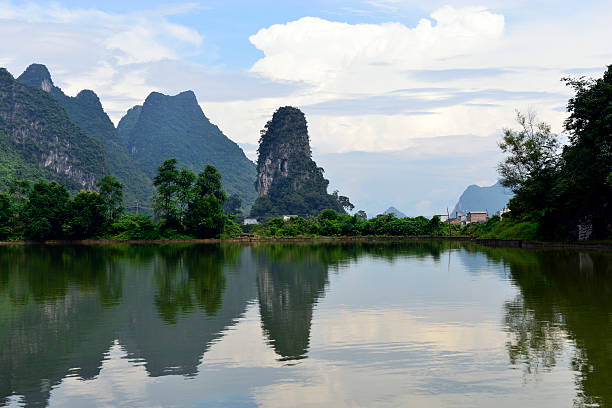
[[249, 7, 504, 85]]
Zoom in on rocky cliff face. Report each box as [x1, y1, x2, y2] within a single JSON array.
[[0, 68, 106, 191], [251, 107, 345, 218], [256, 107, 311, 197], [18, 64, 153, 204]]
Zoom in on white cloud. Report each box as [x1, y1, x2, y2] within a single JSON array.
[[0, 1, 204, 116], [249, 7, 504, 85]]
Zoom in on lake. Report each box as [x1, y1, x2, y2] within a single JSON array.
[[0, 242, 610, 407]]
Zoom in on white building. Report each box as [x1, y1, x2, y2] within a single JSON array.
[[434, 214, 449, 223]]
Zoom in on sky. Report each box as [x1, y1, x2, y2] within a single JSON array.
[[1, 0, 611, 216]]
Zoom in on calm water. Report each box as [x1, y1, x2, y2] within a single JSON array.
[[0, 242, 611, 407]]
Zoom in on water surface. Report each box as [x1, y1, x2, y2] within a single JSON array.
[[0, 242, 610, 407]]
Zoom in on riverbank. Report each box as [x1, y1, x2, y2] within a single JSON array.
[[1, 235, 611, 250]]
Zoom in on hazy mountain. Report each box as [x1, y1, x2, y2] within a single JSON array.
[[0, 67, 106, 191], [383, 206, 407, 218], [18, 64, 153, 205], [451, 180, 513, 216], [118, 91, 257, 206]]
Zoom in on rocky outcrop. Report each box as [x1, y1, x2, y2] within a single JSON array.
[[256, 107, 311, 197], [251, 107, 347, 218]]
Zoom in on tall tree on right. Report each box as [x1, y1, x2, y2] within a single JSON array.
[[498, 66, 612, 240], [558, 68, 612, 238]]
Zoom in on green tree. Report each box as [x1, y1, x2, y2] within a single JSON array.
[[196, 165, 226, 201], [498, 110, 560, 191], [64, 190, 107, 239], [557, 67, 612, 238], [355, 210, 367, 220], [152, 158, 180, 227], [0, 193, 13, 239], [22, 181, 70, 241], [97, 176, 124, 222], [185, 165, 227, 238], [496, 110, 561, 228], [176, 168, 196, 225]]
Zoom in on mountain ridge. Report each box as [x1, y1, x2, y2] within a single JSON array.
[[118, 90, 257, 206], [17, 63, 154, 205]]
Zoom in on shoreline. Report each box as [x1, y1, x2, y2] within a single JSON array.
[[1, 235, 611, 250]]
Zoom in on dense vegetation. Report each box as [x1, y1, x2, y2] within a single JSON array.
[[251, 107, 353, 219], [0, 159, 242, 241], [490, 66, 612, 240], [0, 68, 106, 192], [117, 91, 257, 207], [253, 210, 456, 238]]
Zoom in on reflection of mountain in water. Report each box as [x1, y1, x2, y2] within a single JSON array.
[[0, 245, 257, 407], [118, 245, 257, 377], [254, 245, 331, 360], [496, 248, 612, 407], [0, 241, 452, 406]]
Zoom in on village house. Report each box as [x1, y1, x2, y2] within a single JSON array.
[[467, 211, 488, 224], [434, 214, 449, 223], [444, 210, 488, 225]]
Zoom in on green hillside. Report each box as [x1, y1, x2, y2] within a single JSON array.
[[118, 91, 257, 206], [0, 68, 106, 192], [18, 64, 153, 206]]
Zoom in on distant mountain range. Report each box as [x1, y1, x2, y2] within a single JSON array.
[[383, 206, 407, 218], [451, 181, 513, 216], [0, 63, 257, 208]]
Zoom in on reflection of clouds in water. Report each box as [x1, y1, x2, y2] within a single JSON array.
[[3, 244, 611, 407]]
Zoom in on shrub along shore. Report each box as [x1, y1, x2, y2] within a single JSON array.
[[1, 235, 611, 251]]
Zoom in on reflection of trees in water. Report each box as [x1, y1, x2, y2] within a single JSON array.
[[0, 245, 125, 307], [494, 248, 612, 407], [504, 294, 565, 375], [0, 244, 245, 407], [0, 245, 130, 408], [152, 244, 240, 324]]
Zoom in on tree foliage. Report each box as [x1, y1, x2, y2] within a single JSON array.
[[498, 110, 560, 191], [497, 66, 612, 240], [97, 176, 124, 222], [185, 165, 227, 238], [22, 181, 70, 241], [255, 210, 450, 238], [64, 190, 107, 239]]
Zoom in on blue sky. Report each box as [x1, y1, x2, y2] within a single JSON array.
[[1, 0, 611, 216]]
